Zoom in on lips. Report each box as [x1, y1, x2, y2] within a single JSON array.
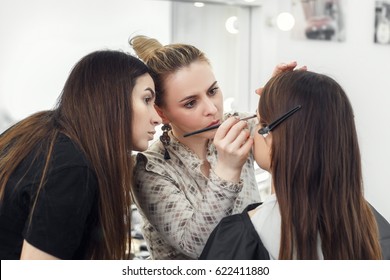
[[206, 120, 220, 128]]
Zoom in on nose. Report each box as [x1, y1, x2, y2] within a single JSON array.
[[203, 97, 218, 116], [151, 108, 162, 126], [255, 87, 263, 96]]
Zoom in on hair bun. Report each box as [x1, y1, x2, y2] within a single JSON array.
[[130, 35, 163, 62]]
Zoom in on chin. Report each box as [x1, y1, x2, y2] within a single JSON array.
[[133, 143, 148, 152], [204, 131, 217, 140]]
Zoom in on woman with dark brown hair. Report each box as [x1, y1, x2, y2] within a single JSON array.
[[201, 70, 389, 259], [0, 50, 161, 259]]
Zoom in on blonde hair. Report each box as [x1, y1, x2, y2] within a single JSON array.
[[129, 35, 209, 106]]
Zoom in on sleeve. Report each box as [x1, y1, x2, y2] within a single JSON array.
[[199, 212, 270, 260], [23, 166, 97, 259], [133, 154, 245, 259]]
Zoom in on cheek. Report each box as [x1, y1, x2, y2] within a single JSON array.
[[131, 122, 148, 152], [253, 134, 271, 171], [131, 102, 146, 135], [131, 121, 141, 143], [179, 114, 200, 130], [253, 134, 263, 160], [216, 95, 224, 108], [167, 109, 202, 130]]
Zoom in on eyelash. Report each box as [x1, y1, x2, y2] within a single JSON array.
[[183, 87, 219, 109], [184, 100, 196, 108], [209, 87, 219, 96], [144, 96, 153, 104]]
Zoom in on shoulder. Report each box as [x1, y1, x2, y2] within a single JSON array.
[[215, 203, 262, 229], [49, 134, 98, 196], [7, 133, 96, 190], [199, 203, 269, 260], [52, 134, 91, 170], [134, 142, 166, 175], [45, 134, 98, 197], [134, 140, 183, 178]]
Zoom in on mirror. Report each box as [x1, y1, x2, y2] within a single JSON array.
[[169, 0, 257, 112]]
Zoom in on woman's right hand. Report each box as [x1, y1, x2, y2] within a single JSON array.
[[213, 116, 253, 183]]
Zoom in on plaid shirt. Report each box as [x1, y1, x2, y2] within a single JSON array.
[[133, 113, 262, 259]]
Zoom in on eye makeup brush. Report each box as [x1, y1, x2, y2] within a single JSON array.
[[183, 114, 257, 137]]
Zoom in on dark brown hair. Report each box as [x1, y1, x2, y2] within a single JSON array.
[[259, 70, 382, 259], [0, 50, 151, 259]]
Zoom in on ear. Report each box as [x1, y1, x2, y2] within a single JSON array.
[[265, 133, 273, 147], [154, 105, 170, 124]]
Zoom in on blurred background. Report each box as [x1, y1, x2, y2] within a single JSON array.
[[1, 0, 389, 253]]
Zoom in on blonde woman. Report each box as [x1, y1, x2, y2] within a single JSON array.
[[129, 35, 299, 259]]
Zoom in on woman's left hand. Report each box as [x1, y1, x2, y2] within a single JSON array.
[[255, 61, 307, 96]]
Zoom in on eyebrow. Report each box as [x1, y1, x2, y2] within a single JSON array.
[[145, 87, 156, 97], [178, 81, 218, 103]]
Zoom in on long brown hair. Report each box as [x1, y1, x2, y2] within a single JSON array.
[[0, 50, 151, 259], [130, 35, 209, 107], [259, 70, 382, 259]]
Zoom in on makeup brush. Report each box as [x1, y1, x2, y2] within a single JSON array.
[[183, 114, 257, 137]]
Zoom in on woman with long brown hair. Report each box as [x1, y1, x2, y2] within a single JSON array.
[[255, 70, 382, 259], [0, 50, 161, 259], [201, 70, 388, 259]]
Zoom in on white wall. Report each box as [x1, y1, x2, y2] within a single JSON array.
[[0, 0, 171, 123], [250, 0, 390, 221]]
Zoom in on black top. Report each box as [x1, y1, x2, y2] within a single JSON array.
[[0, 133, 99, 259]]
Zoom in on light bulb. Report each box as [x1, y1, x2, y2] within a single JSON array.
[[276, 12, 295, 31], [225, 16, 239, 34], [194, 2, 204, 8]]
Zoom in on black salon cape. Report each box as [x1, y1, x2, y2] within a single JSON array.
[[199, 203, 270, 260], [199, 203, 390, 260], [372, 205, 390, 260]]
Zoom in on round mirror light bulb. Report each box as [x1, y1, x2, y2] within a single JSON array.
[[276, 12, 295, 31], [225, 16, 239, 34]]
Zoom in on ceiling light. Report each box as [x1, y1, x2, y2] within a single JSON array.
[[194, 2, 205, 7]]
